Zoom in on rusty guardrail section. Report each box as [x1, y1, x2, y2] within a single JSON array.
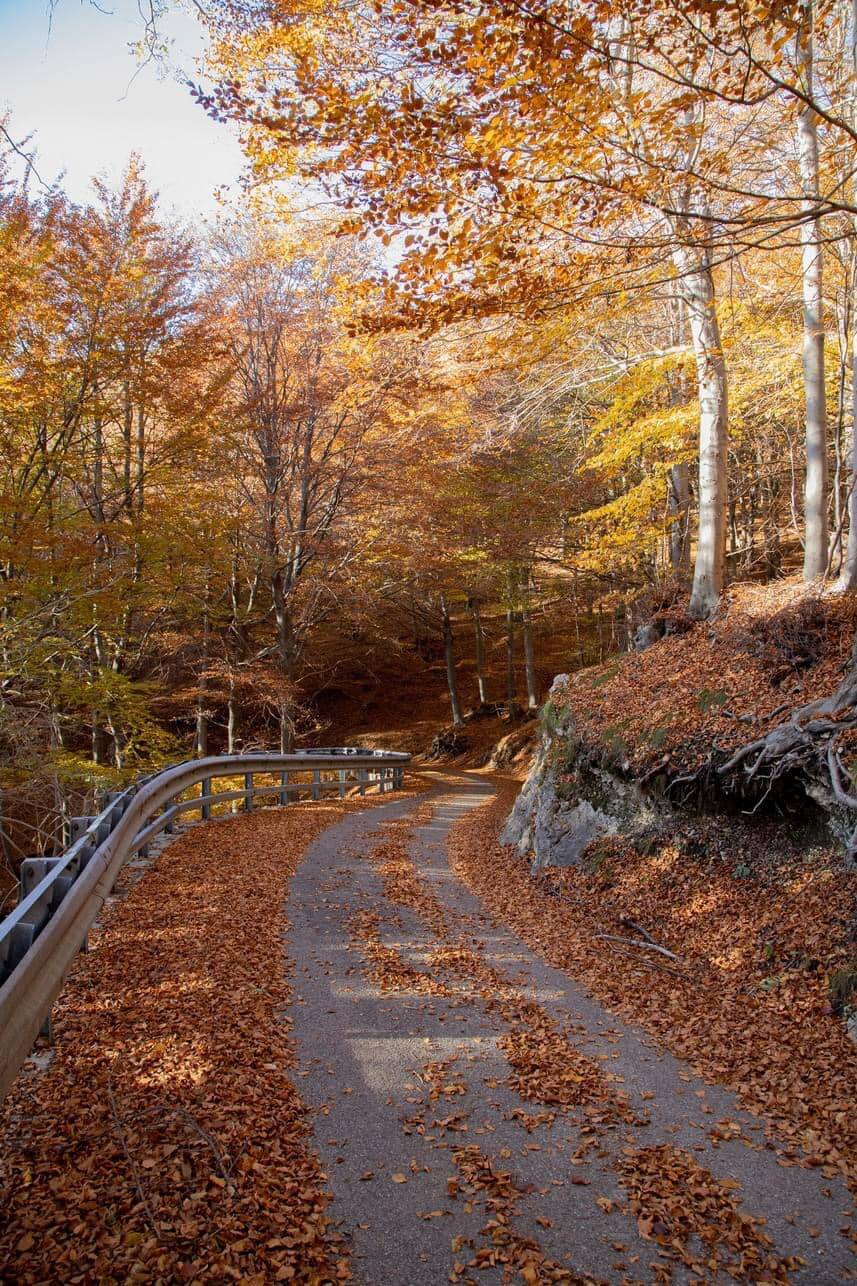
[[0, 748, 410, 1102]]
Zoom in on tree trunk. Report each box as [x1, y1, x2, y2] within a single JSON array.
[[195, 580, 210, 757], [666, 291, 691, 572], [505, 604, 520, 716], [673, 246, 728, 618], [91, 717, 107, 766], [797, 0, 829, 579], [520, 570, 538, 709], [279, 705, 294, 753], [469, 597, 488, 707], [272, 567, 298, 749], [837, 0, 857, 590], [441, 595, 464, 727], [668, 463, 690, 570], [227, 671, 237, 754]]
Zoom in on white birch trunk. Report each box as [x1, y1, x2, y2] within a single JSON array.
[[797, 0, 829, 579], [668, 463, 691, 569], [673, 245, 728, 618], [441, 595, 464, 727], [838, 0, 857, 589], [470, 598, 488, 706]]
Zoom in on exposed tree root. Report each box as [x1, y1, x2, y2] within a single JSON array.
[[712, 641, 857, 857]]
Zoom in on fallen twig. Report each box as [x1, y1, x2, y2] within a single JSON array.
[[595, 932, 682, 963], [619, 915, 657, 946], [596, 939, 688, 977]]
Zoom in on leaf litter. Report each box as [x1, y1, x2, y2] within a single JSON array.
[[0, 791, 418, 1283]]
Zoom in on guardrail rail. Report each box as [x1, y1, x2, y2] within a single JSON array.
[[0, 748, 410, 1101]]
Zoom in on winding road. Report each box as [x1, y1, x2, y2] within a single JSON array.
[[287, 772, 854, 1284]]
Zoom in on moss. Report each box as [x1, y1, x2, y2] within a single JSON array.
[[695, 687, 729, 714], [541, 698, 560, 736], [829, 964, 857, 1013], [589, 660, 622, 690]]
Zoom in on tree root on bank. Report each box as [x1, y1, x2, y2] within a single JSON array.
[[711, 646, 857, 858]]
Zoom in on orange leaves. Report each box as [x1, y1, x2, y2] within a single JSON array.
[[617, 1144, 801, 1280], [0, 795, 397, 1282], [447, 770, 857, 1197]]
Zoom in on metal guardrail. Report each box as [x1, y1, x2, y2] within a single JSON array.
[[0, 748, 410, 1102]]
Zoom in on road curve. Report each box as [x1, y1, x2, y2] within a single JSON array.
[[286, 772, 854, 1285]]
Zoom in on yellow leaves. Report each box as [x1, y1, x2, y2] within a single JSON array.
[[588, 403, 695, 473]]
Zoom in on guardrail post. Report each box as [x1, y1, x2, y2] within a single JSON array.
[[19, 856, 58, 902], [244, 773, 253, 811], [338, 768, 347, 798], [279, 770, 289, 806], [69, 817, 94, 845], [312, 769, 321, 801], [164, 800, 174, 833], [394, 766, 404, 790], [358, 767, 367, 796], [201, 778, 212, 821]]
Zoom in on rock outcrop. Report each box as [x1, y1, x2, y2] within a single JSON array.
[[502, 674, 669, 869]]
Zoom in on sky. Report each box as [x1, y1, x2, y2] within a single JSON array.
[[0, 0, 246, 219]]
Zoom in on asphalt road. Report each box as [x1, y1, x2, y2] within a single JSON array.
[[285, 774, 855, 1285]]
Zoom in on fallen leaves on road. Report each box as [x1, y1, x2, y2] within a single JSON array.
[[448, 779, 857, 1195], [346, 907, 451, 996], [361, 808, 627, 1123], [449, 1144, 599, 1285], [0, 793, 408, 1283], [617, 1144, 801, 1282]]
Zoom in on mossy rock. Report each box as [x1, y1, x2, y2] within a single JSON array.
[[829, 964, 857, 1013]]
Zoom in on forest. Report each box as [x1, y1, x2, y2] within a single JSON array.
[[1, 2, 857, 1283], [2, 0, 856, 867]]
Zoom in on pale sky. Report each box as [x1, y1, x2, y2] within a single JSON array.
[[0, 0, 246, 218]]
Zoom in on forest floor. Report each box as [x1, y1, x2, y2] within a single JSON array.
[[1, 770, 854, 1283], [0, 787, 426, 1283], [552, 578, 857, 778]]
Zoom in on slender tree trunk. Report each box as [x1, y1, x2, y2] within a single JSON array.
[[441, 595, 464, 727], [841, 278, 857, 587], [520, 570, 538, 709], [666, 292, 691, 572], [673, 246, 728, 618], [505, 605, 520, 716], [195, 578, 210, 756], [797, 0, 829, 579], [668, 464, 690, 569], [227, 671, 237, 754], [122, 373, 133, 514], [522, 610, 538, 709], [469, 597, 488, 707], [279, 704, 294, 753], [91, 717, 106, 766], [838, 0, 857, 589], [272, 567, 298, 750]]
